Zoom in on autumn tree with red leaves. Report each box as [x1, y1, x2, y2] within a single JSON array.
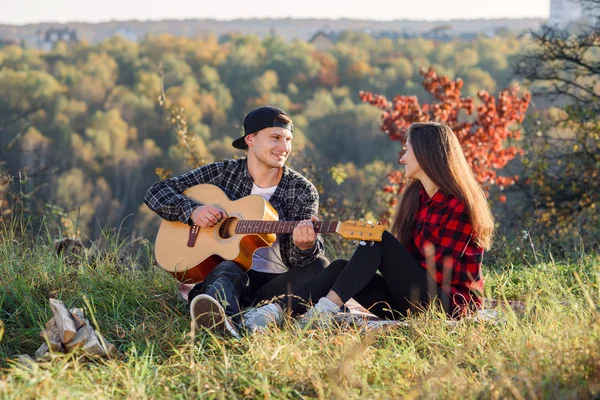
[[360, 67, 531, 223]]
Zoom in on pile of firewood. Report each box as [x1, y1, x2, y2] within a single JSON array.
[[33, 298, 118, 359]]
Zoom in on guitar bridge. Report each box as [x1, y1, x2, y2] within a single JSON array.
[[187, 225, 200, 247]]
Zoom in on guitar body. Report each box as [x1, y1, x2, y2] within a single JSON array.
[[155, 184, 278, 283]]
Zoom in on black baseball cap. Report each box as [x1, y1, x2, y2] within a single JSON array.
[[232, 106, 294, 150]]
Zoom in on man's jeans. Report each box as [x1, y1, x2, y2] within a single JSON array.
[[187, 257, 329, 323], [188, 261, 249, 323]]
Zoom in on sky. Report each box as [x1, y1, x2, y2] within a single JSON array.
[[2, 0, 550, 25]]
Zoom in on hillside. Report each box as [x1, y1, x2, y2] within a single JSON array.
[[1, 225, 599, 398], [0, 17, 545, 44]]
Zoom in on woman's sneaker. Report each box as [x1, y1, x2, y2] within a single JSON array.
[[242, 303, 284, 334], [190, 294, 240, 339], [298, 297, 340, 329]]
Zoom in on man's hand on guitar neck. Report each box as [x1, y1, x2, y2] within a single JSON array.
[[293, 215, 319, 251], [191, 205, 227, 228]]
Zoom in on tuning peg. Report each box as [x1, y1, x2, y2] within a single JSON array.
[[352, 240, 357, 245], [367, 220, 372, 225], [370, 241, 375, 246], [359, 219, 364, 223], [359, 240, 366, 246]]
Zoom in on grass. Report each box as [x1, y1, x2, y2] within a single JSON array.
[[1, 223, 600, 399]]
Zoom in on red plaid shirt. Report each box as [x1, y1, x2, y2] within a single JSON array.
[[406, 189, 484, 311]]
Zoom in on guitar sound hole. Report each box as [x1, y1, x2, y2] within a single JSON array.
[[218, 217, 238, 239]]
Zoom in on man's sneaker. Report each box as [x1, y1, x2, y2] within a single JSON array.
[[243, 303, 284, 334], [298, 297, 340, 329], [190, 294, 240, 339]]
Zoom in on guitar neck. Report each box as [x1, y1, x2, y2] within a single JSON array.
[[235, 220, 340, 235]]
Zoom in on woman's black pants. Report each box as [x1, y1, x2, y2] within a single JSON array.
[[284, 231, 448, 319]]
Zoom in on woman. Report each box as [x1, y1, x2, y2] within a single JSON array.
[[243, 121, 495, 330], [303, 121, 495, 320]]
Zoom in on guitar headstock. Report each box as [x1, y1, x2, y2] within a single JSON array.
[[337, 220, 386, 242]]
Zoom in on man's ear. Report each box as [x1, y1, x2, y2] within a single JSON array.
[[245, 134, 254, 147]]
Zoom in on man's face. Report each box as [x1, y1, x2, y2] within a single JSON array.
[[246, 126, 293, 169]]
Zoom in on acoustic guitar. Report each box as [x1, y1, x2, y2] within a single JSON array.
[[154, 184, 385, 283]]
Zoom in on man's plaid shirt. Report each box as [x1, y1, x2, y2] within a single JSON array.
[[144, 158, 324, 270], [406, 189, 484, 311]]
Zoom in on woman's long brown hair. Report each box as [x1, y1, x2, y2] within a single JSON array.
[[390, 122, 495, 250]]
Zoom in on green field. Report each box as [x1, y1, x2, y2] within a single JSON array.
[[1, 224, 599, 399]]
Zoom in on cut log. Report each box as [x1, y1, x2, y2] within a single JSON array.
[[36, 300, 118, 359], [34, 343, 49, 359], [65, 323, 92, 352], [49, 298, 77, 344], [40, 318, 63, 352], [96, 332, 119, 358], [105, 343, 118, 358], [15, 354, 36, 369], [81, 327, 106, 356], [69, 308, 86, 330], [44, 317, 55, 332]]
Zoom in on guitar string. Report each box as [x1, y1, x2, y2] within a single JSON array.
[[191, 221, 382, 240], [194, 220, 340, 233]]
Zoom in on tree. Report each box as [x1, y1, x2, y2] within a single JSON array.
[[0, 31, 538, 242], [332, 43, 371, 86], [98, 36, 140, 85], [263, 38, 320, 89], [514, 14, 600, 247], [313, 52, 339, 88], [218, 35, 265, 118], [307, 103, 397, 168], [360, 67, 531, 223], [160, 54, 193, 89]]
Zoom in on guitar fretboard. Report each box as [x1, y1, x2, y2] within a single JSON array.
[[235, 220, 340, 234]]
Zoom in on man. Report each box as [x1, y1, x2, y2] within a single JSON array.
[[144, 106, 328, 338]]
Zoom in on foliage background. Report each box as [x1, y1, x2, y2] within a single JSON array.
[[2, 14, 600, 399], [0, 32, 535, 247]]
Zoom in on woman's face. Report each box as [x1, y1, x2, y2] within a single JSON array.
[[399, 138, 423, 180]]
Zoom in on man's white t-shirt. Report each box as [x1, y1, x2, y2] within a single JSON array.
[[250, 183, 289, 274]]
